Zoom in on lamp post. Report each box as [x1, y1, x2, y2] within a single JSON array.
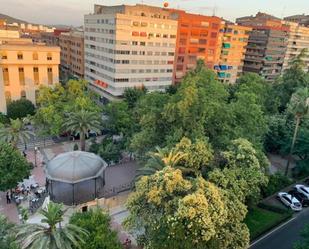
[[34, 146, 38, 167]]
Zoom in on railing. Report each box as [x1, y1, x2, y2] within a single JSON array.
[[101, 182, 134, 198]]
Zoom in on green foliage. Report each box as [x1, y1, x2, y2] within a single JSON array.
[[103, 101, 134, 136], [69, 208, 122, 249], [123, 87, 146, 109], [0, 113, 9, 124], [125, 167, 250, 249], [7, 99, 35, 120], [261, 173, 293, 197], [0, 143, 30, 191], [275, 49, 309, 112], [209, 139, 268, 204], [16, 202, 88, 249], [96, 137, 123, 164], [0, 118, 34, 147], [294, 224, 309, 249], [34, 80, 100, 137], [0, 215, 18, 249], [63, 110, 102, 151]]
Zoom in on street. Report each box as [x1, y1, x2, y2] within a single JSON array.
[[250, 208, 309, 249]]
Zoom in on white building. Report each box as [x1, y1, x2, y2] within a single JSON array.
[[84, 4, 178, 101]]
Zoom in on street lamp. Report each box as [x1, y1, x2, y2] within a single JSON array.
[[34, 146, 38, 167]]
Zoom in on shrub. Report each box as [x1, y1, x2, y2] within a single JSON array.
[[262, 172, 293, 197], [7, 99, 35, 119]]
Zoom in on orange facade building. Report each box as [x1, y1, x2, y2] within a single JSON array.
[[168, 10, 223, 83], [215, 23, 252, 83]]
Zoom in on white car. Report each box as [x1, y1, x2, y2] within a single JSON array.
[[295, 185, 309, 198], [277, 192, 302, 211]]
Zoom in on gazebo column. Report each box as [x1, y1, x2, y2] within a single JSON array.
[[94, 178, 97, 198], [72, 184, 75, 205]]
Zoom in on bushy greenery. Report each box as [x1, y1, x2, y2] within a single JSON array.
[[0, 143, 31, 191], [7, 99, 35, 119], [0, 215, 18, 249], [261, 173, 293, 197], [70, 208, 122, 249]]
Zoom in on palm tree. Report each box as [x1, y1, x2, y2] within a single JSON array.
[[63, 110, 101, 151], [136, 147, 187, 180], [285, 87, 309, 175], [16, 202, 88, 249], [0, 118, 34, 148]]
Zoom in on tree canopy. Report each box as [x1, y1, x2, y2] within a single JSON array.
[[0, 143, 30, 191], [7, 99, 35, 120], [69, 208, 122, 249]]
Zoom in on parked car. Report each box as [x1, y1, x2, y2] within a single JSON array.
[[288, 190, 309, 207], [295, 185, 309, 198], [277, 192, 302, 211]]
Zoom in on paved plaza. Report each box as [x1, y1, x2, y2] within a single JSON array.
[[0, 138, 138, 245]]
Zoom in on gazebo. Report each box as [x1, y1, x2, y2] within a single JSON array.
[[46, 151, 107, 205]]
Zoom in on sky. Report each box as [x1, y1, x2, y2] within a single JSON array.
[[0, 0, 308, 26]]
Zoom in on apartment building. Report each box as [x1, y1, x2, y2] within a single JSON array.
[[282, 21, 309, 72], [40, 29, 70, 46], [0, 38, 60, 113], [59, 31, 84, 79], [84, 4, 177, 101], [237, 13, 289, 82], [215, 23, 251, 83], [284, 14, 309, 27], [166, 10, 223, 83]]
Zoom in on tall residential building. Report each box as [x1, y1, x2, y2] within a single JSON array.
[[166, 10, 223, 83], [284, 14, 309, 27], [84, 4, 177, 101], [215, 23, 251, 83], [0, 38, 60, 113], [282, 21, 309, 72], [236, 13, 289, 82], [59, 31, 85, 79]]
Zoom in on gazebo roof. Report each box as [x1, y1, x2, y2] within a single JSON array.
[[46, 151, 107, 184]]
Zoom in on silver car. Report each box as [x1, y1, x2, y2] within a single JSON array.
[[277, 192, 302, 211]]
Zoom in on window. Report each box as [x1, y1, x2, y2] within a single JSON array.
[[210, 32, 217, 38], [33, 67, 39, 85], [5, 91, 11, 103], [47, 67, 53, 85], [140, 42, 146, 46], [33, 52, 38, 60], [35, 90, 40, 105], [17, 52, 23, 60], [47, 53, 52, 60], [19, 67, 25, 85], [141, 22, 148, 27], [3, 68, 9, 86], [21, 90, 26, 99], [132, 41, 138, 46], [133, 21, 139, 27], [1, 52, 7, 59]]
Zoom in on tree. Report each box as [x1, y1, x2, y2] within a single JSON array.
[[125, 167, 242, 249], [69, 208, 122, 249], [0, 143, 30, 191], [96, 137, 123, 164], [0, 118, 34, 148], [63, 110, 102, 151], [34, 80, 100, 137], [123, 87, 146, 109], [7, 99, 35, 120], [103, 101, 133, 136], [16, 202, 87, 249], [0, 215, 18, 249], [275, 49, 309, 112], [208, 139, 268, 204], [294, 224, 309, 249], [285, 87, 309, 175]]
